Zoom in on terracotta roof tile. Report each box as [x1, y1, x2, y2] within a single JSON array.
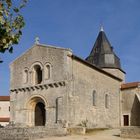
[[0, 96, 10, 101], [0, 117, 10, 122], [121, 82, 140, 90]]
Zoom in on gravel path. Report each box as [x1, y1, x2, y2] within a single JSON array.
[[36, 129, 138, 140]]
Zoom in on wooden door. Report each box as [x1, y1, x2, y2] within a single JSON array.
[[35, 102, 46, 126], [123, 115, 129, 126]]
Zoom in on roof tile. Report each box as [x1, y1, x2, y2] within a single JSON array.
[[121, 82, 140, 90], [0, 96, 10, 101]]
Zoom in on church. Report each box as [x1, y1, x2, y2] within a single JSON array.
[[9, 27, 140, 129]]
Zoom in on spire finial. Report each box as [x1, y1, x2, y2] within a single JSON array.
[[35, 37, 40, 44], [100, 25, 104, 32]]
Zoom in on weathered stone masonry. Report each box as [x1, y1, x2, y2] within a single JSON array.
[[10, 29, 127, 129]]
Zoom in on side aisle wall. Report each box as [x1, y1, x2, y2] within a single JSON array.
[[70, 58, 121, 128]]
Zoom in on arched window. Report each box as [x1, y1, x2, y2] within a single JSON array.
[[34, 65, 42, 84], [92, 90, 96, 106], [105, 94, 109, 108], [44, 63, 51, 80], [23, 68, 28, 84]]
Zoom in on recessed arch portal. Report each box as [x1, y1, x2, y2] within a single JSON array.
[[26, 95, 47, 126]]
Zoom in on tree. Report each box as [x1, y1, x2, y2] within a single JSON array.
[[0, 0, 27, 62]]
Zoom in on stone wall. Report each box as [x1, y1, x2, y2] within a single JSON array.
[[103, 68, 125, 82], [0, 126, 67, 140], [10, 84, 68, 127], [10, 45, 72, 127], [10, 44, 123, 129], [10, 44, 71, 89], [69, 57, 122, 128], [121, 126, 140, 139]]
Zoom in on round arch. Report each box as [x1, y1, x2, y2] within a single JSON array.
[[30, 61, 43, 71], [26, 94, 48, 110], [23, 67, 29, 84], [44, 62, 52, 80], [26, 95, 48, 126], [30, 61, 44, 85]]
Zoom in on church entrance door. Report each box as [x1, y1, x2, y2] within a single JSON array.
[[123, 115, 129, 126], [35, 102, 46, 126]]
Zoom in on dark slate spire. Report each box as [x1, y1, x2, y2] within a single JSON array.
[[86, 27, 121, 69]]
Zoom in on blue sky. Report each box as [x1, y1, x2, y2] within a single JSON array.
[[1, 0, 140, 95]]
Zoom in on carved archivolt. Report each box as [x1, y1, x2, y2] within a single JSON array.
[[25, 94, 48, 110]]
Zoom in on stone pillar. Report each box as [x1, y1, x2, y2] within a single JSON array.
[[25, 108, 34, 127]]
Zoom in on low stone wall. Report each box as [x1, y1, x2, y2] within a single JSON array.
[[0, 126, 67, 140], [67, 126, 86, 134], [121, 126, 140, 139]]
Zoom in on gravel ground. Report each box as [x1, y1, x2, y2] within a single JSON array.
[[36, 129, 138, 140]]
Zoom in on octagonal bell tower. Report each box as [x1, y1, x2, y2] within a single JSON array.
[[86, 26, 125, 82]]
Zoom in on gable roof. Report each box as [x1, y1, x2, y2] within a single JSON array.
[[10, 44, 72, 65]]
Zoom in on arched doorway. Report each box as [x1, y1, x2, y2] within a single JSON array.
[[35, 102, 46, 126], [26, 96, 47, 126]]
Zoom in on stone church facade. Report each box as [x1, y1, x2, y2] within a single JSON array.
[[10, 28, 128, 128]]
